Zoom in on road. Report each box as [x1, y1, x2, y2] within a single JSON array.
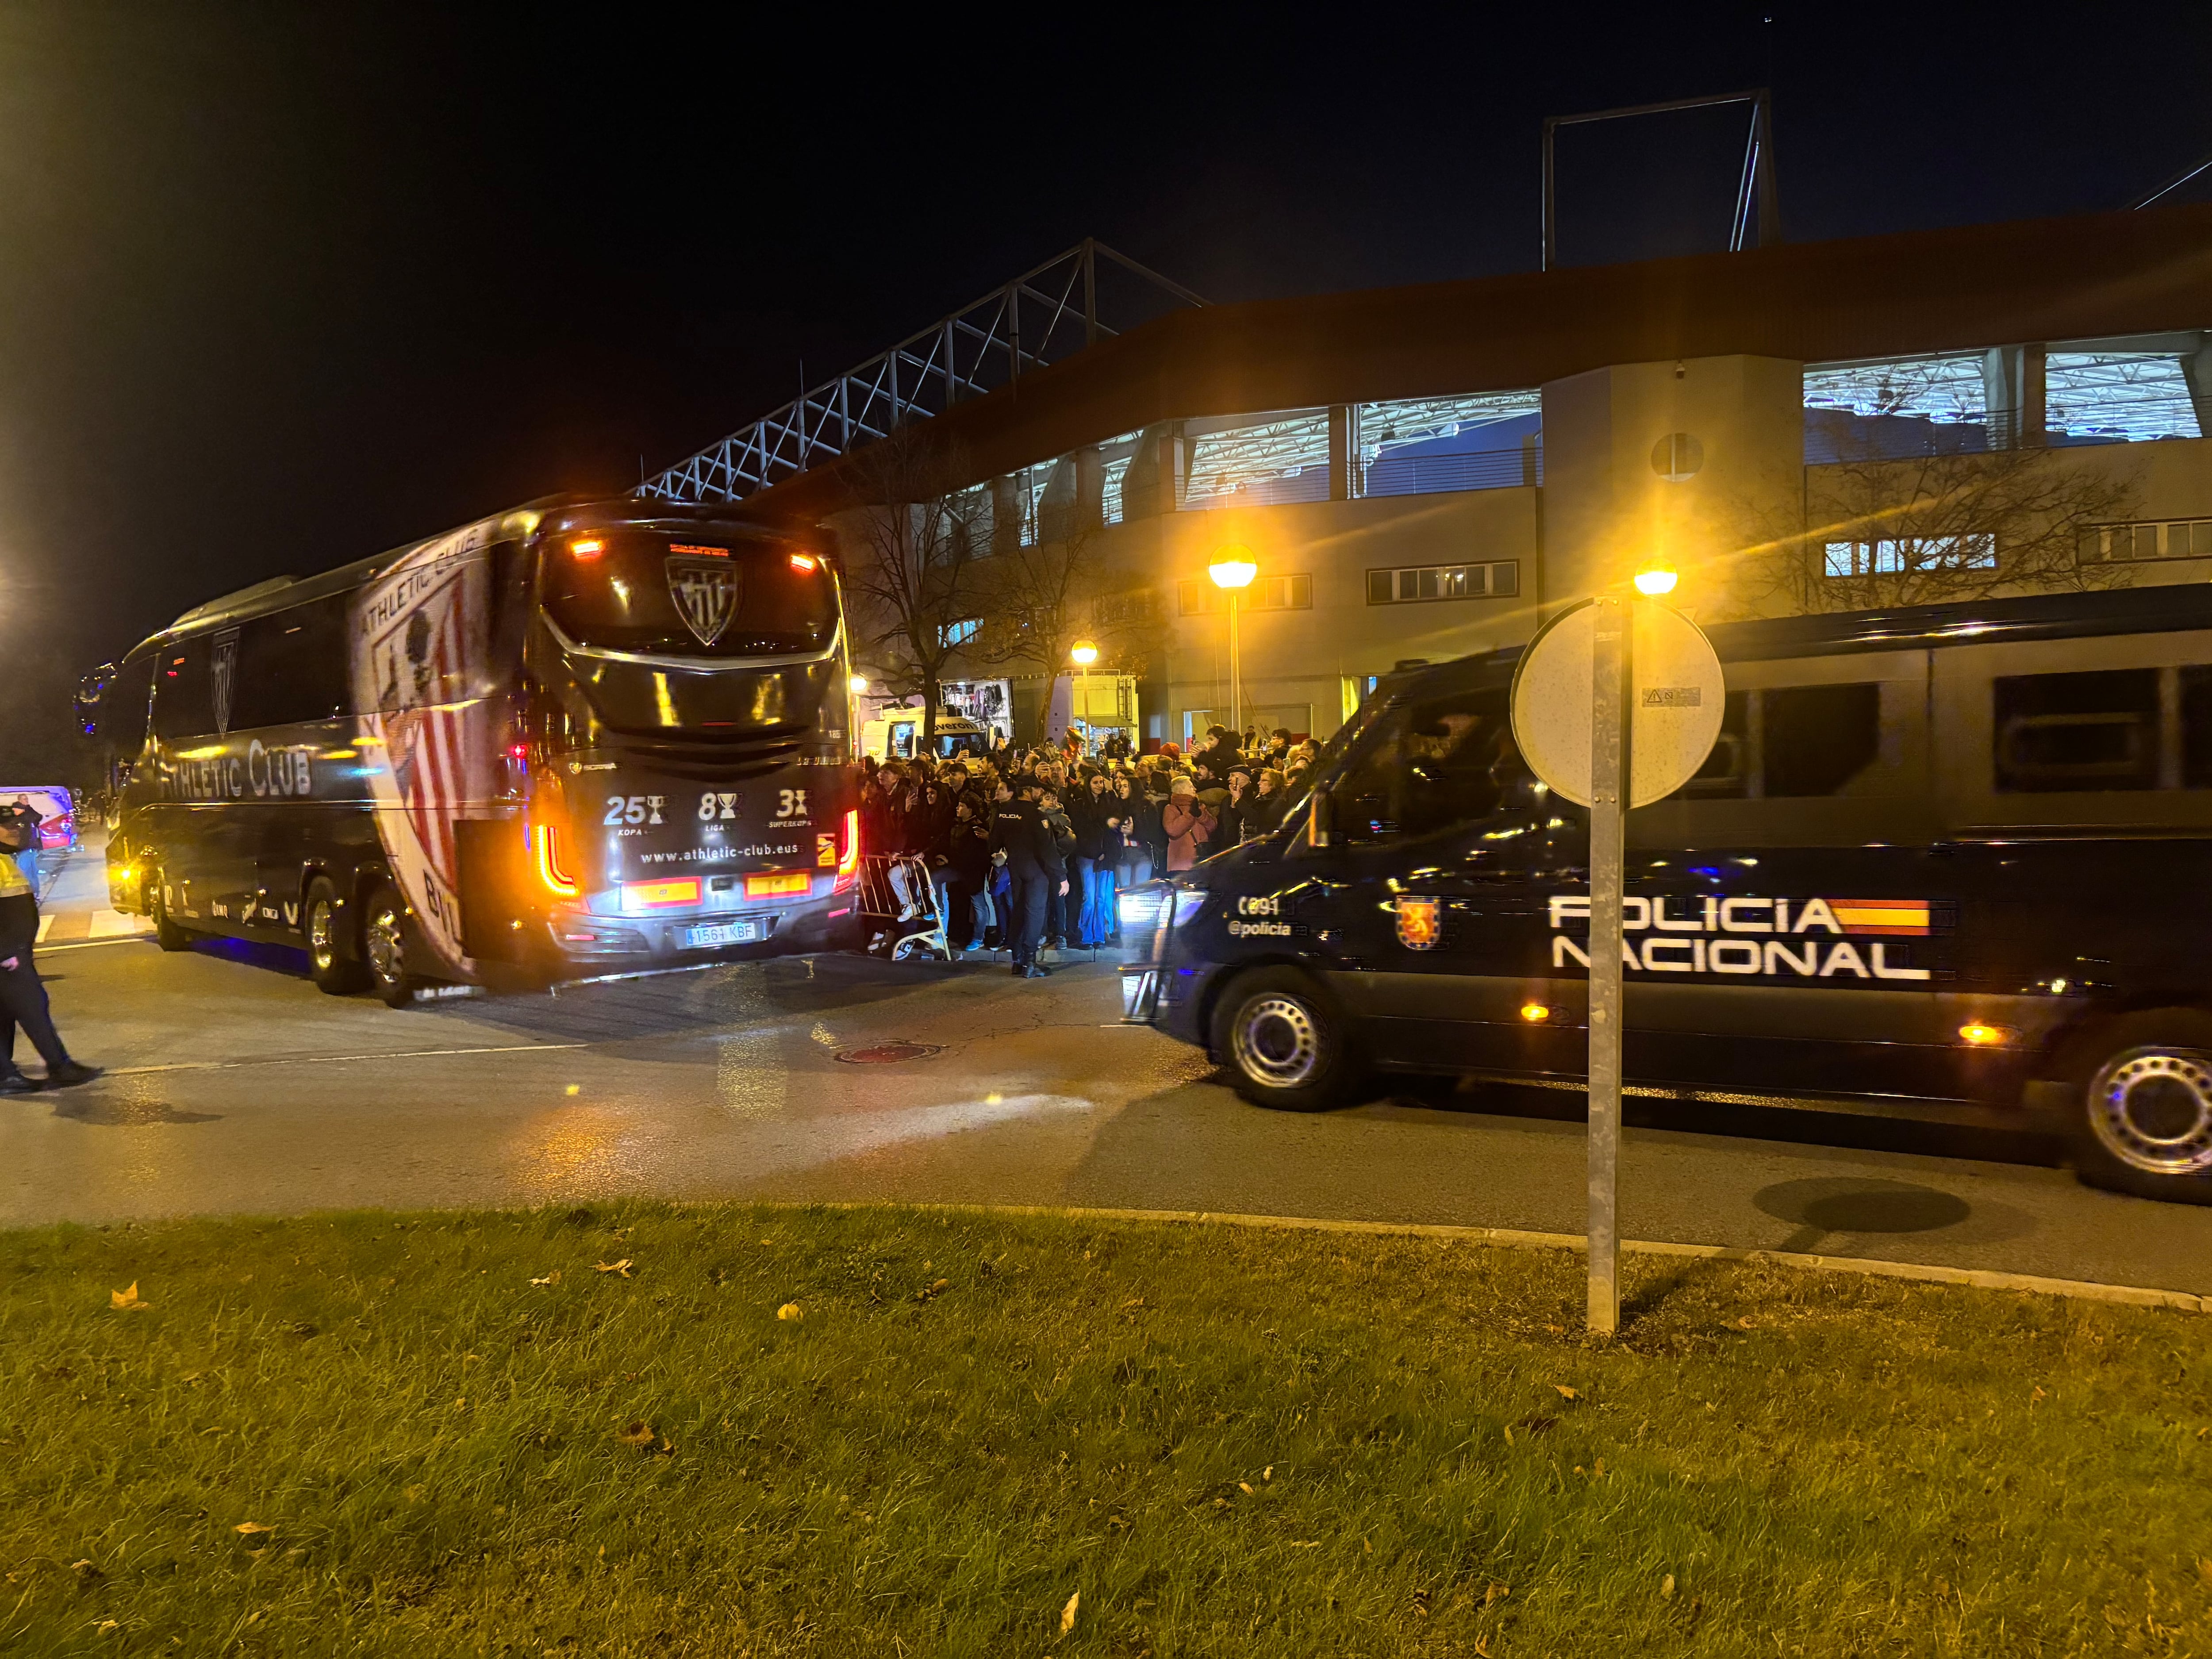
[[6, 845, 2209, 1297]]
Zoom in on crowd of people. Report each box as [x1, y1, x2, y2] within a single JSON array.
[[859, 723, 1323, 978]]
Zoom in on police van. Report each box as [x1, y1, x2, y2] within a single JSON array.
[[1119, 584, 2212, 1206]]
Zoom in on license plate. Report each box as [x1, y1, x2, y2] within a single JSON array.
[[744, 870, 813, 898], [687, 920, 760, 949]]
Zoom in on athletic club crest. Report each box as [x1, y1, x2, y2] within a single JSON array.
[[1395, 895, 1441, 951], [210, 629, 239, 737], [667, 555, 738, 649]]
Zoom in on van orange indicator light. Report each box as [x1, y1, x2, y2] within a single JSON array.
[[788, 553, 818, 572], [1958, 1022, 2013, 1047], [535, 823, 580, 899], [569, 538, 605, 560], [1521, 1003, 1551, 1023]]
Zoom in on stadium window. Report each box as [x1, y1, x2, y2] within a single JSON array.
[[1356, 392, 1541, 497], [1823, 536, 1993, 577], [1181, 411, 1331, 511], [2083, 518, 2212, 563], [1363, 561, 1520, 604], [1177, 573, 1312, 615], [1993, 669, 2159, 793], [2045, 347, 2204, 444]]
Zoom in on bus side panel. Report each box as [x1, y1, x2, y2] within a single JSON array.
[[348, 523, 500, 980]]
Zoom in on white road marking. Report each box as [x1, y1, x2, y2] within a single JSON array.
[[110, 1042, 591, 1078], [89, 909, 150, 938], [35, 914, 53, 943]]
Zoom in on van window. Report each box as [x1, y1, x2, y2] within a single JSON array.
[[231, 598, 353, 729], [1332, 690, 1511, 845], [1671, 683, 1882, 800], [1994, 669, 2157, 792], [1765, 683, 1882, 796]]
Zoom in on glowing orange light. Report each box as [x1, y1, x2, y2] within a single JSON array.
[[1520, 1003, 1551, 1023], [570, 538, 605, 560], [833, 808, 862, 891], [788, 553, 818, 572], [1958, 1022, 2013, 1047], [625, 877, 703, 908], [744, 870, 812, 898], [669, 543, 729, 558], [535, 823, 580, 898]]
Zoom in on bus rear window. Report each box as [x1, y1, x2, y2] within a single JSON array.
[[540, 533, 835, 658]]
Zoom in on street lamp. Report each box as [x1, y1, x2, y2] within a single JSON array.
[[1632, 565, 1679, 596], [1069, 640, 1098, 753], [1208, 548, 1257, 740]]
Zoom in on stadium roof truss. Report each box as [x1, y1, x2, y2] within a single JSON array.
[[646, 239, 1207, 506]]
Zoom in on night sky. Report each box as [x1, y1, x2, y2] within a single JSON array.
[[3, 2, 2208, 775]]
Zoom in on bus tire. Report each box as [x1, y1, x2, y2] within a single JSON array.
[[2067, 1009, 2212, 1205], [1210, 966, 1367, 1113], [361, 881, 419, 1009], [304, 878, 369, 996], [148, 874, 193, 953]]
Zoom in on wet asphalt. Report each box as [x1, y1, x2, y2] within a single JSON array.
[[6, 846, 2209, 1297]]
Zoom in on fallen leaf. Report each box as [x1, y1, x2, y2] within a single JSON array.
[[234, 1522, 272, 1538], [530, 1271, 562, 1286], [1238, 1481, 1254, 1495], [1736, 1316, 1756, 1329], [594, 1259, 632, 1278], [915, 1279, 951, 1302], [1502, 1424, 1514, 1444], [618, 1421, 656, 1447], [1484, 1582, 1510, 1606], [2031, 1385, 2047, 1404], [1660, 1573, 1676, 1599], [1553, 1384, 1578, 1401], [1060, 1589, 1079, 1633], [110, 1282, 149, 1311], [1544, 1322, 1565, 1335], [1263, 1465, 1273, 1481], [777, 1302, 803, 1322], [95, 1619, 119, 1635]]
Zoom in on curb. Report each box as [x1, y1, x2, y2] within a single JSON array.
[[864, 1202, 2209, 1314]]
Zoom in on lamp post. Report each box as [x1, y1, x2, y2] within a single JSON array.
[[1070, 640, 1099, 754], [1207, 547, 1257, 741]]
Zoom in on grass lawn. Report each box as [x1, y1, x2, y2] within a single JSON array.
[[2, 1205, 2208, 1657]]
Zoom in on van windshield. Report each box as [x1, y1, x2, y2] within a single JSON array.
[[541, 531, 836, 659]]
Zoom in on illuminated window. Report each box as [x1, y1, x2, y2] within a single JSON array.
[[940, 618, 981, 647], [1364, 562, 1520, 604], [1357, 392, 1541, 497], [1177, 574, 1312, 615], [1823, 537, 1993, 577]]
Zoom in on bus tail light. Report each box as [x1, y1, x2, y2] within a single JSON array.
[[534, 822, 580, 899], [833, 809, 861, 892]]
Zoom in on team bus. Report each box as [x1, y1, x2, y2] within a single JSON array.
[[1120, 583, 2212, 1206], [77, 495, 860, 1006]]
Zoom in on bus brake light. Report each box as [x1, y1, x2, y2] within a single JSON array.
[[789, 553, 818, 572], [834, 808, 861, 891], [569, 538, 605, 561], [535, 823, 580, 899]]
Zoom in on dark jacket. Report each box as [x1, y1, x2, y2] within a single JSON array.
[[989, 798, 1064, 879], [1068, 791, 1115, 862], [948, 811, 994, 886], [0, 893, 36, 961]]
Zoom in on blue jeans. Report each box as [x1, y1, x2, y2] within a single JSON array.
[[12, 849, 38, 897]]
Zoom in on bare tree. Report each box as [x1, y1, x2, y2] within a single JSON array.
[[968, 516, 1165, 741], [831, 431, 991, 747], [1731, 445, 2140, 617]]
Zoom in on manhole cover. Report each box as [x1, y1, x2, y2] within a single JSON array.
[[833, 1042, 944, 1065]]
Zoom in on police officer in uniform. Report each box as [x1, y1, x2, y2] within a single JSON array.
[[0, 815, 100, 1095], [989, 780, 1067, 979]]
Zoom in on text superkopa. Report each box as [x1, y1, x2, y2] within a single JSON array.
[[1546, 894, 1932, 982]]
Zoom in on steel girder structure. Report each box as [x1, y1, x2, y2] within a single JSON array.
[[645, 239, 1206, 506]]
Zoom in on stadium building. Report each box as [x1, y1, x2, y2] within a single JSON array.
[[649, 206, 2212, 751]]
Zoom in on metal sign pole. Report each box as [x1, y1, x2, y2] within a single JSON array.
[[1586, 594, 1628, 1337]]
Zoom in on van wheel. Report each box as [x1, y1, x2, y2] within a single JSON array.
[[304, 878, 369, 995], [361, 881, 419, 1009], [148, 875, 193, 953], [1210, 967, 1367, 1112], [2068, 1009, 2212, 1205]]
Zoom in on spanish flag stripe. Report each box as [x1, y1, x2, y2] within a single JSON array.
[[1831, 899, 1929, 935]]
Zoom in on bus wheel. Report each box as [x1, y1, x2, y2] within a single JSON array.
[[2069, 1010, 2212, 1205], [361, 882, 418, 1009], [304, 878, 369, 996], [148, 875, 193, 953], [1211, 967, 1367, 1113]]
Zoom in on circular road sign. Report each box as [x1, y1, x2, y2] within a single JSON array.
[[1510, 598, 1725, 809]]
